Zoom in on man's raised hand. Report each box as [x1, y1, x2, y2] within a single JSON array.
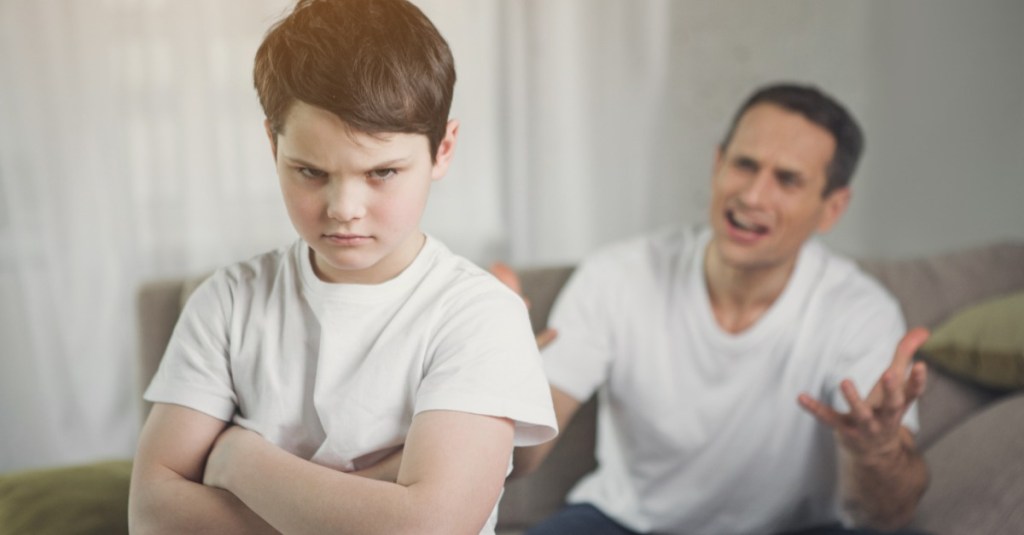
[[490, 262, 557, 350], [798, 327, 929, 459]]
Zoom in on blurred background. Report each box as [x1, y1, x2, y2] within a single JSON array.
[[1, 0, 1022, 473]]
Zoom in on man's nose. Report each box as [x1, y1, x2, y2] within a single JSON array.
[[326, 178, 367, 222], [739, 169, 773, 207]]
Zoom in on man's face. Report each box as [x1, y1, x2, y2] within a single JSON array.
[[708, 103, 850, 273], [270, 101, 457, 284]]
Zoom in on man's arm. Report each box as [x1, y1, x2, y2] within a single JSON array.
[[799, 327, 931, 529], [510, 385, 581, 478], [128, 403, 279, 535], [202, 410, 514, 535]]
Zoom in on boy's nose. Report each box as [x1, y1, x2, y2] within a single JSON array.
[[326, 180, 367, 222]]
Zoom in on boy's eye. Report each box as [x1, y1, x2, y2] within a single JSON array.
[[369, 168, 397, 181], [298, 167, 328, 179]]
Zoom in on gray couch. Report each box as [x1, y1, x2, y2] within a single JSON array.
[[134, 241, 1024, 535]]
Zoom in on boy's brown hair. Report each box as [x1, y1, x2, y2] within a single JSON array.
[[254, 0, 456, 159]]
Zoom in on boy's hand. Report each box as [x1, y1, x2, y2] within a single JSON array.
[[798, 327, 929, 460], [203, 425, 263, 490], [351, 447, 404, 482], [490, 262, 557, 350]]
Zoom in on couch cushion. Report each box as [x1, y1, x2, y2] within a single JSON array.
[[921, 291, 1024, 391], [0, 459, 131, 535], [911, 393, 1024, 535], [857, 241, 1024, 329]]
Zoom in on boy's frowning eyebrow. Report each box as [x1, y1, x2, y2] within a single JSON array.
[[281, 154, 414, 171]]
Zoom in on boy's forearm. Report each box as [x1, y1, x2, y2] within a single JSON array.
[[214, 434, 440, 535], [129, 467, 278, 535]]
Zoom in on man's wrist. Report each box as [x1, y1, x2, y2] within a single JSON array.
[[842, 435, 906, 470]]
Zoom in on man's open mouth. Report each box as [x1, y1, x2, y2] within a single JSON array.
[[727, 210, 769, 235]]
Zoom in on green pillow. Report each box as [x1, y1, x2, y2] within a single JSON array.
[[922, 291, 1024, 391], [0, 459, 131, 535]]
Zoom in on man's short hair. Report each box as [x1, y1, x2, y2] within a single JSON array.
[[254, 0, 456, 159], [719, 83, 864, 197]]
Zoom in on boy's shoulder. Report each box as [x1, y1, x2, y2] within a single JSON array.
[[215, 240, 298, 286], [187, 240, 300, 305], [418, 237, 523, 308]]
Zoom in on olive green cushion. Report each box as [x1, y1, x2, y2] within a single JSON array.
[[0, 459, 131, 535], [922, 291, 1024, 391]]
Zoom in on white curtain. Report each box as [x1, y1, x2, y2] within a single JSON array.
[[2, 0, 1022, 473], [0, 0, 298, 471]]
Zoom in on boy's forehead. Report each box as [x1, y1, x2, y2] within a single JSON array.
[[278, 102, 430, 163]]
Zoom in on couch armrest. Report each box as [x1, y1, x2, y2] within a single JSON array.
[[135, 278, 188, 422], [911, 392, 1024, 535]]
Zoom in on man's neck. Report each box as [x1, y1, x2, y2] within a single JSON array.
[[703, 241, 798, 334]]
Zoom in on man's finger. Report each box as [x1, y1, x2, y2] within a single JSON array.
[[490, 261, 522, 295], [904, 362, 928, 404], [889, 327, 930, 374], [880, 369, 906, 414], [798, 393, 843, 428], [535, 328, 557, 350], [840, 380, 873, 424]]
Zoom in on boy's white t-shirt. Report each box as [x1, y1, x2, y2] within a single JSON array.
[[541, 225, 914, 535], [145, 235, 557, 533]]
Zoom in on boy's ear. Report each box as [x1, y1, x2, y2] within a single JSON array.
[[264, 119, 278, 161], [430, 119, 460, 181]]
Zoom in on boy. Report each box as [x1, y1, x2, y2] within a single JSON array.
[[128, 1, 557, 533]]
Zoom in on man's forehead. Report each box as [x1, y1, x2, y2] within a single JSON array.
[[726, 104, 836, 172]]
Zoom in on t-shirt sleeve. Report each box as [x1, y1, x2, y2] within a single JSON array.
[[415, 282, 558, 447], [827, 285, 920, 434], [143, 271, 237, 422], [538, 254, 618, 402]]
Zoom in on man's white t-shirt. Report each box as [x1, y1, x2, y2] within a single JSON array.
[[542, 225, 914, 535], [145, 236, 558, 534]]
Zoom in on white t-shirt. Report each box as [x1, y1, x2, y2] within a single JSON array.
[[542, 225, 914, 535], [145, 236, 558, 534]]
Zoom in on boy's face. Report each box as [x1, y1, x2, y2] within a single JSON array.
[[708, 103, 850, 273], [269, 101, 458, 284]]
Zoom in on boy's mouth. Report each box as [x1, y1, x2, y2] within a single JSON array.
[[324, 233, 372, 245]]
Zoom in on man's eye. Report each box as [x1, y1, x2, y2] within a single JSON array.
[[298, 167, 327, 179], [777, 173, 801, 188], [370, 168, 397, 181], [734, 159, 758, 172]]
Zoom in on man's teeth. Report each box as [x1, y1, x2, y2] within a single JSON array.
[[729, 212, 768, 234]]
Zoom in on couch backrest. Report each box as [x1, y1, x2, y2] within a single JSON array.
[[135, 241, 1024, 531], [857, 241, 1024, 329], [498, 241, 1024, 529]]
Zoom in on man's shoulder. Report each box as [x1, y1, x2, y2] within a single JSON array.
[[581, 224, 703, 274], [806, 241, 902, 319]]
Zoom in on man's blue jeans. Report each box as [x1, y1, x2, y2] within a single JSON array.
[[525, 503, 932, 535]]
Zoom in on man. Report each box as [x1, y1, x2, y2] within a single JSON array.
[[511, 83, 930, 535]]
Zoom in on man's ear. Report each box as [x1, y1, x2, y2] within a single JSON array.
[[817, 187, 851, 233], [712, 145, 725, 179], [430, 119, 460, 181], [264, 119, 277, 161]]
